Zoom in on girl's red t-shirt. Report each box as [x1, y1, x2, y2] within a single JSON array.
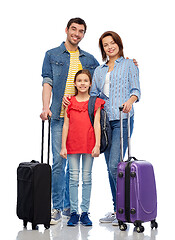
[[66, 96, 105, 154]]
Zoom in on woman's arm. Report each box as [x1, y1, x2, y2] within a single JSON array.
[[60, 107, 69, 159], [123, 60, 141, 113], [91, 107, 101, 157]]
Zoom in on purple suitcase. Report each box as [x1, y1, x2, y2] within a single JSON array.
[[116, 107, 158, 233]]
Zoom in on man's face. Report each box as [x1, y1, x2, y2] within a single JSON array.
[[65, 23, 85, 46]]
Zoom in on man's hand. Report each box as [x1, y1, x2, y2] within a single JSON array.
[[126, 57, 138, 67], [62, 95, 72, 108], [40, 108, 52, 120]]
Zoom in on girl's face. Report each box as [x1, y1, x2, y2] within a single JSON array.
[[102, 35, 120, 59], [74, 73, 91, 94]]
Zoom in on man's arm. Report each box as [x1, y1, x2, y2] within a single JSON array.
[[40, 83, 52, 120]]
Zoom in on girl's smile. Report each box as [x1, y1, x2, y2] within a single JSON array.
[[74, 73, 91, 93]]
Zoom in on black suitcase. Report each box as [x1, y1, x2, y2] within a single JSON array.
[[17, 118, 51, 230]]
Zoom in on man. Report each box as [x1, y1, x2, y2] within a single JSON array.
[[40, 18, 99, 224]]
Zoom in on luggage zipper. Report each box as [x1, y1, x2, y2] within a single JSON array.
[[125, 161, 132, 222], [103, 111, 108, 145]]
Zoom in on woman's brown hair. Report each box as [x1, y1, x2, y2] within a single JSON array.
[[74, 69, 92, 95], [99, 31, 124, 62]]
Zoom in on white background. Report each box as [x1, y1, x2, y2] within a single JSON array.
[[1, 0, 174, 239]]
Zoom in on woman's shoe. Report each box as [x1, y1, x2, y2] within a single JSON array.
[[80, 212, 92, 226], [67, 212, 80, 226]]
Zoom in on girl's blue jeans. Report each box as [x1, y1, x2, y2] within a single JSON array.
[[68, 154, 94, 213], [104, 116, 134, 212]]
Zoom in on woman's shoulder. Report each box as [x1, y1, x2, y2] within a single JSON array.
[[122, 58, 138, 69]]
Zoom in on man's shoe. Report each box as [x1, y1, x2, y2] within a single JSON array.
[[62, 208, 71, 219], [50, 209, 62, 225], [67, 212, 80, 226], [80, 212, 92, 226], [99, 212, 115, 223]]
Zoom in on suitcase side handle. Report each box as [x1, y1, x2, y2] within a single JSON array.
[[119, 106, 131, 162], [41, 116, 51, 164]]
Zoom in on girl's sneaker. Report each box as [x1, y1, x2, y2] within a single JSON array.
[[80, 212, 92, 226], [67, 212, 80, 226]]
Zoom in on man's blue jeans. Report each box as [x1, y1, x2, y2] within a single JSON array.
[[104, 116, 134, 212], [68, 154, 94, 213], [51, 118, 70, 210]]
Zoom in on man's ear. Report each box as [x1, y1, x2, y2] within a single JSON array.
[[65, 27, 68, 34]]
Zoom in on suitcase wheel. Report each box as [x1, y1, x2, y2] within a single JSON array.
[[32, 223, 39, 230], [23, 220, 27, 228], [151, 220, 158, 229], [44, 224, 50, 230], [119, 221, 127, 231], [134, 225, 144, 233]]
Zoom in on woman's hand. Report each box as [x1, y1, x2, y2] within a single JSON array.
[[60, 148, 67, 159], [122, 100, 133, 113], [91, 145, 100, 157], [122, 95, 138, 113]]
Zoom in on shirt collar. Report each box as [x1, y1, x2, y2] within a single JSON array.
[[60, 42, 85, 56], [101, 56, 124, 68]]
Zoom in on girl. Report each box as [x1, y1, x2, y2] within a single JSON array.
[[60, 69, 105, 226], [90, 31, 141, 225]]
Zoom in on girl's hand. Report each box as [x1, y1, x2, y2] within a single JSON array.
[[91, 145, 100, 157], [60, 148, 67, 159]]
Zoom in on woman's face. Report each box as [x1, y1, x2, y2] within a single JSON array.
[[102, 35, 120, 59]]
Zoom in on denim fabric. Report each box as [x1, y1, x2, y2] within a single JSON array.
[[90, 57, 141, 121], [68, 154, 94, 213], [51, 118, 70, 210], [42, 42, 99, 120], [104, 116, 134, 212]]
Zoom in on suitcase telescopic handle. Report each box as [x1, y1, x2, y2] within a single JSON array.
[[41, 116, 51, 164], [119, 106, 131, 162]]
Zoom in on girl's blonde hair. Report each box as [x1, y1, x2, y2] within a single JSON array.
[[74, 69, 92, 95]]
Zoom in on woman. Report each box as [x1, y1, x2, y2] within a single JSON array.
[[90, 31, 141, 225]]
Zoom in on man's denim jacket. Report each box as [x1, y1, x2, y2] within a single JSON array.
[[42, 42, 99, 120]]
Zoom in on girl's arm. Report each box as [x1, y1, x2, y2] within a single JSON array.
[[91, 107, 101, 157], [60, 107, 69, 159]]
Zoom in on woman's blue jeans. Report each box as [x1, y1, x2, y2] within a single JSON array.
[[51, 118, 70, 210], [68, 154, 94, 213], [104, 116, 134, 212]]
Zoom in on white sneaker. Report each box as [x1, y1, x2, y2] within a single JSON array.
[[50, 209, 62, 225], [112, 218, 119, 226], [99, 212, 116, 223]]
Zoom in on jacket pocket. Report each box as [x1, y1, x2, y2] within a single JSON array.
[[51, 60, 64, 76]]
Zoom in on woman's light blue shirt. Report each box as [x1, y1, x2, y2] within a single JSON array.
[[90, 57, 141, 120]]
